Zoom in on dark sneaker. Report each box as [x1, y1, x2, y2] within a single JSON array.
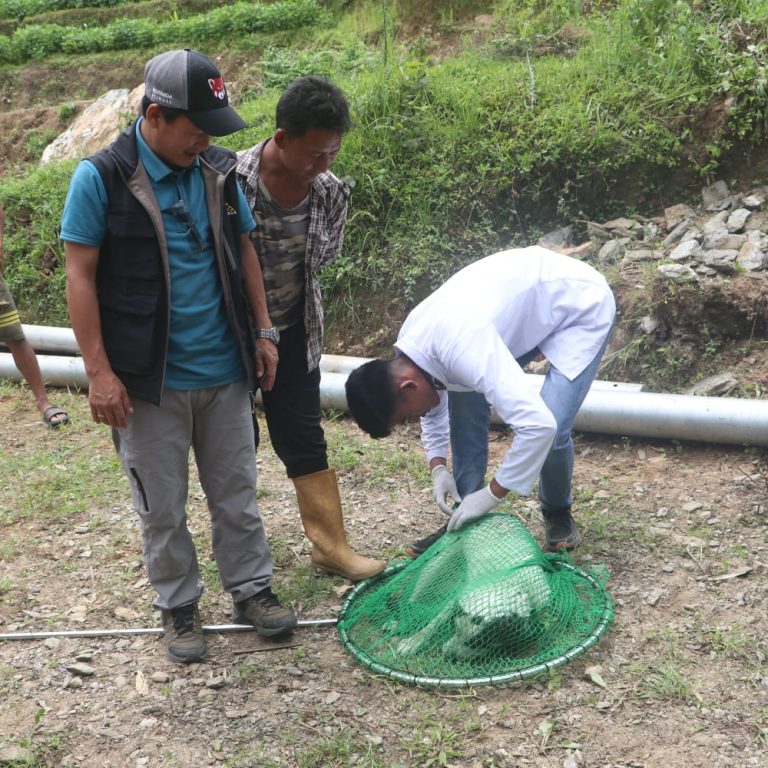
[[232, 587, 297, 637], [542, 508, 582, 552], [161, 602, 208, 664], [405, 523, 448, 558]]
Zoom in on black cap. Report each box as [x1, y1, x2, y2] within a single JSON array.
[[144, 49, 247, 136]]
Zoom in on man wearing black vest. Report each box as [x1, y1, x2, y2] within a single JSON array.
[[61, 49, 296, 663]]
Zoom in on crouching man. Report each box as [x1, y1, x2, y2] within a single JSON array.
[[345, 247, 615, 555]]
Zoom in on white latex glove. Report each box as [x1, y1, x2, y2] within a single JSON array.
[[447, 486, 501, 531], [431, 464, 462, 515]]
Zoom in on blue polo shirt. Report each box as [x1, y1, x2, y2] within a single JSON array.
[[61, 119, 257, 391]]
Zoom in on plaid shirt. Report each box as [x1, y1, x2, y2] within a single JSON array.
[[237, 140, 350, 370]]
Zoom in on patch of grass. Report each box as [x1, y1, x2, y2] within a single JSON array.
[[274, 562, 338, 609], [630, 628, 701, 705], [326, 419, 430, 490], [754, 707, 768, 749], [2, 706, 69, 768], [692, 615, 764, 669], [399, 717, 465, 767], [0, 538, 17, 562], [199, 552, 222, 593], [0, 664, 16, 695], [56, 100, 76, 121], [268, 535, 297, 570], [0, 440, 123, 525], [295, 731, 390, 768], [577, 501, 659, 550], [635, 662, 697, 705], [233, 662, 265, 686], [225, 752, 284, 768]]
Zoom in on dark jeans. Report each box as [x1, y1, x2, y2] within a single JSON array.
[[256, 321, 328, 479]]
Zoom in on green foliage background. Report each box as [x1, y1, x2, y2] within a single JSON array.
[[1, 0, 768, 330]]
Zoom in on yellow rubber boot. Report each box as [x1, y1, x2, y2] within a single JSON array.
[[293, 468, 386, 581]]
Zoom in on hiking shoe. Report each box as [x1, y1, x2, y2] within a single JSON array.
[[232, 587, 297, 637], [405, 523, 448, 558], [161, 602, 208, 664], [542, 508, 582, 552]]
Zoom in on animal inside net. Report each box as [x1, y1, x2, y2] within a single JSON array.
[[338, 514, 609, 681]]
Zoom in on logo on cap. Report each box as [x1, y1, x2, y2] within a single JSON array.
[[208, 77, 227, 101]]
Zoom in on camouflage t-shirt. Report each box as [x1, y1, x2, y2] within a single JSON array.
[[237, 140, 351, 370], [248, 175, 310, 331]]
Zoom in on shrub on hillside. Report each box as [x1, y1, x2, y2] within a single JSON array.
[[0, 0, 132, 21], [0, 0, 322, 63], [19, 0, 221, 30], [0, 163, 75, 326]]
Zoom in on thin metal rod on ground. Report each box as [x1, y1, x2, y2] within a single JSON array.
[[233, 643, 303, 655], [0, 619, 338, 641]]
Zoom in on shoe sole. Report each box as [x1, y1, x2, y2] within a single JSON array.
[[405, 524, 449, 558], [544, 530, 583, 553], [165, 647, 208, 664], [404, 546, 420, 559], [232, 613, 298, 637]]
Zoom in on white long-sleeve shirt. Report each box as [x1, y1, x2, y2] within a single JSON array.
[[394, 247, 616, 494]]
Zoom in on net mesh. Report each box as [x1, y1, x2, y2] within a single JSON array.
[[338, 514, 613, 686]]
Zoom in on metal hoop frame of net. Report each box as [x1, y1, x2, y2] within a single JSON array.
[[338, 514, 613, 687]]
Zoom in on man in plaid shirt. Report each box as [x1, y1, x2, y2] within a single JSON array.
[[237, 77, 385, 581]]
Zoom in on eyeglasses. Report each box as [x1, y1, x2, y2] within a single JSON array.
[[162, 198, 207, 252]]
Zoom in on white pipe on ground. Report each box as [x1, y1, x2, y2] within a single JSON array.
[[0, 352, 88, 388], [288, 371, 768, 447], [2, 327, 767, 446], [9, 325, 79, 354]]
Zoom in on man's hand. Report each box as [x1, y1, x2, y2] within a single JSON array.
[[432, 464, 461, 515], [255, 338, 278, 391], [88, 370, 133, 428], [447, 486, 501, 532]]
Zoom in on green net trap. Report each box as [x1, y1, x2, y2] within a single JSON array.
[[337, 514, 613, 687]]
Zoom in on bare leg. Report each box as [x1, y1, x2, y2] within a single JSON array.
[[5, 338, 66, 424]]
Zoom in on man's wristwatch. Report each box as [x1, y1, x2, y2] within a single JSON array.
[[255, 327, 280, 344]]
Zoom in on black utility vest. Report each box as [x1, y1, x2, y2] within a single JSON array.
[[89, 123, 254, 404]]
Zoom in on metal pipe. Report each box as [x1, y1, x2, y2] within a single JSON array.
[[1, 324, 80, 354], [573, 388, 768, 445], [3, 330, 768, 447], [0, 327, 644, 388], [0, 328, 375, 365], [0, 619, 337, 641], [0, 352, 88, 388]]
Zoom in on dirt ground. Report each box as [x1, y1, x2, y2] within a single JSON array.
[[1, 379, 767, 768]]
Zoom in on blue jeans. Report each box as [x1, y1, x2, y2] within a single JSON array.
[[448, 340, 609, 512]]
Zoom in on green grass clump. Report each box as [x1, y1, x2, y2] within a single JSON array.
[[0, 0, 323, 63], [0, 0, 132, 21]]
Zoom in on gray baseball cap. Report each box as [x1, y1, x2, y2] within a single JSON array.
[[144, 48, 247, 136]]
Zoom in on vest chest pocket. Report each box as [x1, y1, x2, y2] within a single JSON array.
[[99, 289, 161, 376], [105, 212, 163, 279]]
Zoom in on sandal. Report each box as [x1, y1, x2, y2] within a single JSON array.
[[42, 406, 69, 429]]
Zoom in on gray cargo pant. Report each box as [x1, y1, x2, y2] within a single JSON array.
[[113, 379, 273, 610]]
